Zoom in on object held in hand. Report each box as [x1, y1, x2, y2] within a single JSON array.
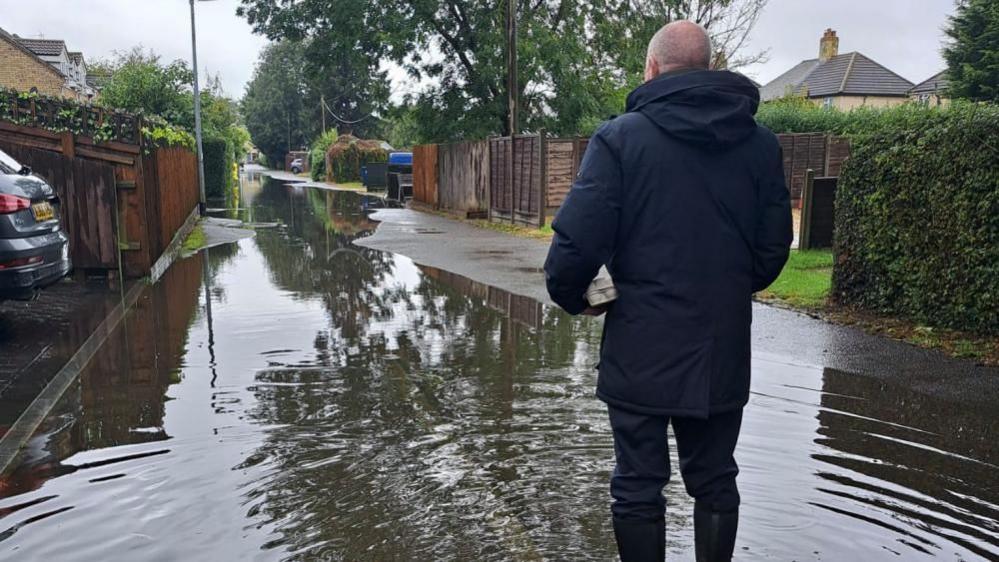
[[586, 271, 618, 307]]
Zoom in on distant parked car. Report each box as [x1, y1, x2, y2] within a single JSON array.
[[0, 148, 71, 301], [290, 158, 304, 174]]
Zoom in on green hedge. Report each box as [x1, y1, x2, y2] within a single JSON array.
[[756, 96, 952, 136], [833, 102, 999, 335], [202, 136, 233, 199]]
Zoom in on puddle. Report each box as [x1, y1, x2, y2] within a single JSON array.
[[0, 176, 995, 560]]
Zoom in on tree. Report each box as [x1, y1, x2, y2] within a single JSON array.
[[943, 0, 999, 102], [238, 0, 768, 143], [237, 1, 389, 141], [96, 47, 194, 125], [97, 48, 248, 195], [242, 41, 312, 165]]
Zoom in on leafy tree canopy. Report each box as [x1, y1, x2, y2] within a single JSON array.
[[97, 47, 250, 160], [242, 41, 312, 165], [943, 0, 999, 102], [238, 0, 767, 143], [96, 47, 194, 125]]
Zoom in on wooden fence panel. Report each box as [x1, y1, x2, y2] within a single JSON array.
[[149, 146, 199, 260], [0, 141, 118, 270], [489, 135, 544, 227], [825, 136, 851, 177], [545, 137, 588, 210], [489, 137, 512, 219], [412, 144, 438, 206], [776, 133, 850, 206], [438, 140, 489, 216], [0, 119, 198, 277]]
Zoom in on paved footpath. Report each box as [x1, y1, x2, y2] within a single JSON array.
[[357, 206, 999, 405]]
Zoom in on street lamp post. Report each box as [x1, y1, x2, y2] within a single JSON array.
[[189, 0, 214, 215]]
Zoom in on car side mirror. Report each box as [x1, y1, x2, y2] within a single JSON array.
[[18, 166, 32, 176]]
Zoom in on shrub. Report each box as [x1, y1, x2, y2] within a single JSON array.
[[833, 102, 999, 335], [325, 134, 387, 183], [202, 136, 233, 199], [309, 129, 339, 180]]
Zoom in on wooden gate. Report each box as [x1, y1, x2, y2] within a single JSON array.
[[799, 173, 838, 249], [489, 134, 546, 227], [412, 144, 438, 207], [438, 140, 489, 217], [0, 141, 118, 270]]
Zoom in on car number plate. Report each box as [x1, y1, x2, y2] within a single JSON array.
[[32, 201, 54, 222]]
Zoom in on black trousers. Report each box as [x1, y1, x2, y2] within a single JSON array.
[[608, 405, 744, 521]]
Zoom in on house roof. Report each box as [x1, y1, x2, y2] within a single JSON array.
[[14, 36, 67, 57], [86, 72, 110, 89], [0, 27, 65, 78], [761, 52, 914, 101], [68, 51, 84, 64], [759, 59, 820, 100], [910, 70, 948, 95]]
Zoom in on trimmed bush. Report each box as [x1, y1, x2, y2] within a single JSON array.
[[833, 102, 999, 335], [309, 129, 339, 181], [202, 136, 233, 199], [325, 134, 387, 183]]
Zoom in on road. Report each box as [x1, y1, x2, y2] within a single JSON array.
[[0, 174, 994, 561]]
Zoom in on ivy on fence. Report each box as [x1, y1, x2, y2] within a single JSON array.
[[0, 87, 192, 151]]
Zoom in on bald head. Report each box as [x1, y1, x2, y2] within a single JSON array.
[[645, 21, 712, 81]]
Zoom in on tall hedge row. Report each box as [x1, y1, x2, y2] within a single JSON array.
[[833, 103, 999, 335], [202, 136, 234, 199]]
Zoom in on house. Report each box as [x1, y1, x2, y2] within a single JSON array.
[[0, 27, 68, 98], [909, 71, 949, 106], [0, 28, 98, 101], [760, 29, 914, 109]]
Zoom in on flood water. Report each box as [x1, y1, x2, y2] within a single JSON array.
[[0, 174, 996, 561]]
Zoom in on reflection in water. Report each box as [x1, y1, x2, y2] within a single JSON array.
[[0, 176, 995, 560]]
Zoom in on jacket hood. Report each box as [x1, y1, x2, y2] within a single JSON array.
[[625, 70, 760, 148]]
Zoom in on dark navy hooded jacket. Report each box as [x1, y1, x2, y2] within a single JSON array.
[[544, 70, 792, 418]]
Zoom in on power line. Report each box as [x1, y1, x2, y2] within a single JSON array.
[[320, 97, 377, 125]]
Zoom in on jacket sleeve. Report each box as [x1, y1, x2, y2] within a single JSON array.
[[752, 145, 793, 292], [544, 128, 622, 314]]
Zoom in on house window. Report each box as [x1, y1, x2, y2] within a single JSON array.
[[823, 97, 834, 109], [918, 93, 931, 106]]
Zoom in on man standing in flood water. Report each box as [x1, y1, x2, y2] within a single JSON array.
[[544, 20, 792, 562]]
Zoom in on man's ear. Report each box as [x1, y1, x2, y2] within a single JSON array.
[[644, 57, 659, 82]]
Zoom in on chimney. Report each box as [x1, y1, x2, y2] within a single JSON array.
[[819, 29, 839, 62]]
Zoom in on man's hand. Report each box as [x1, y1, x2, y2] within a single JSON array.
[[582, 305, 609, 316]]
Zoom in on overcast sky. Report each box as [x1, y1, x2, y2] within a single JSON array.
[[4, 0, 955, 98]]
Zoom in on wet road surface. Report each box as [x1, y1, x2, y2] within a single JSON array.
[[0, 175, 996, 560]]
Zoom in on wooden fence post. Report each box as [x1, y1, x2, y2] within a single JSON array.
[[507, 135, 515, 224], [800, 168, 815, 249], [538, 129, 547, 228]]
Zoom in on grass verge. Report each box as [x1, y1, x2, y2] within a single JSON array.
[[759, 249, 997, 365], [182, 223, 205, 253], [333, 181, 364, 191], [468, 218, 554, 240], [758, 250, 833, 310]]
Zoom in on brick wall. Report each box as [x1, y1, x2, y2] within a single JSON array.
[[0, 39, 67, 98]]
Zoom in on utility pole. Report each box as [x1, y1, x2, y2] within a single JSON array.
[[506, 0, 517, 136], [189, 0, 207, 215], [321, 94, 327, 134]]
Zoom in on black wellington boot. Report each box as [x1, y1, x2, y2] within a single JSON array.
[[612, 517, 665, 562], [693, 503, 739, 561]]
